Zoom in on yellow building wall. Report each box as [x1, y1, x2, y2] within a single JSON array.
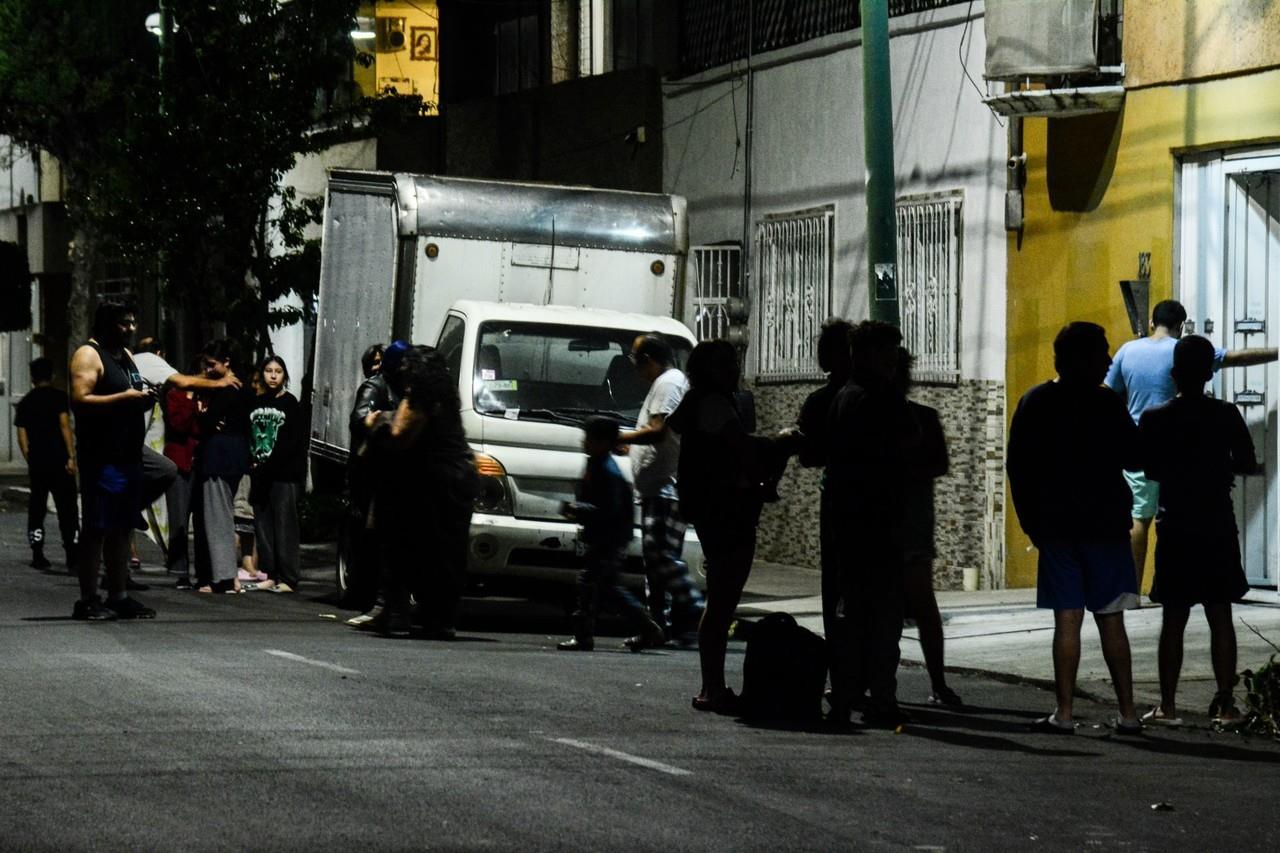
[[1125, 0, 1280, 88], [354, 1, 440, 112], [1004, 68, 1280, 588]]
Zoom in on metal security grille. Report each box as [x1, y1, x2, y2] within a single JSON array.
[[691, 243, 743, 341], [896, 191, 962, 384], [677, 0, 968, 76], [755, 207, 834, 382]]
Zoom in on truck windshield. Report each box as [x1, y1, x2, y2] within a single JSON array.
[[473, 322, 691, 424]]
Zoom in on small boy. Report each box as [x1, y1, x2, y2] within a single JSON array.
[[14, 358, 80, 570], [558, 417, 665, 652], [1139, 335, 1258, 725]]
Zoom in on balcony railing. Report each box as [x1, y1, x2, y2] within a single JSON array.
[[677, 0, 970, 77]]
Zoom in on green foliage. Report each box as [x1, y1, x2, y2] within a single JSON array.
[[1240, 623, 1280, 740], [0, 0, 360, 349]]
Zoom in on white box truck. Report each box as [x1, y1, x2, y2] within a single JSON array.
[[309, 171, 702, 598]]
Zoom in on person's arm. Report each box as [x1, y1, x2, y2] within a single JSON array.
[[918, 408, 948, 480], [1221, 347, 1279, 368], [618, 413, 667, 446], [368, 397, 427, 450], [1005, 396, 1042, 543], [168, 371, 240, 392], [349, 379, 382, 439], [16, 426, 29, 462], [1115, 396, 1143, 472], [69, 344, 149, 410], [1103, 349, 1126, 398], [59, 412, 76, 474], [1226, 405, 1260, 476]]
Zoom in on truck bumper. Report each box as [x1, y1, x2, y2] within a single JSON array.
[[466, 513, 705, 591]]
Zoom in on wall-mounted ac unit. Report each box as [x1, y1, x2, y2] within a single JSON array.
[[377, 17, 406, 52]]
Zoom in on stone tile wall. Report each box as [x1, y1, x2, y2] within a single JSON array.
[[749, 378, 1007, 591]]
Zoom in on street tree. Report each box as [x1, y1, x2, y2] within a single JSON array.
[[0, 0, 361, 355]]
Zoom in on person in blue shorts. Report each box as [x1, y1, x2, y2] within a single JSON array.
[[1105, 300, 1277, 588], [1008, 322, 1142, 735], [1139, 336, 1257, 726]]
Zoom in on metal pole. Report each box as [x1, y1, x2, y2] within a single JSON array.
[[860, 0, 899, 325], [158, 1, 171, 117]]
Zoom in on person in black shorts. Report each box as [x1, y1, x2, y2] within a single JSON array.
[[14, 357, 79, 570], [1139, 335, 1257, 725], [69, 296, 157, 620]]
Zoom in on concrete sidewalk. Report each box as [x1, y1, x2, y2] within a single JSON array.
[[740, 560, 1280, 718]]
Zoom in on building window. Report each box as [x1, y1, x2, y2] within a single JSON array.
[[612, 0, 656, 70], [691, 243, 743, 342], [755, 206, 834, 382], [896, 190, 961, 384], [496, 13, 543, 94], [578, 0, 607, 76]]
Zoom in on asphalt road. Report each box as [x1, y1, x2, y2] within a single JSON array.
[[1, 505, 1278, 852]]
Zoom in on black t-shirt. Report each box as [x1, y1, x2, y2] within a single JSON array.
[[14, 385, 70, 470], [1007, 380, 1139, 542], [196, 385, 251, 478], [249, 392, 307, 484], [73, 342, 145, 468], [1140, 394, 1257, 529], [796, 379, 842, 468]]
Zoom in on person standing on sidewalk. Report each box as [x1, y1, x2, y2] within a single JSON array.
[[161, 365, 201, 588], [1139, 336, 1257, 726], [68, 296, 157, 620], [558, 417, 666, 652], [1105, 299, 1277, 589], [248, 355, 306, 594], [616, 334, 704, 648], [14, 357, 79, 571], [1007, 321, 1142, 734]]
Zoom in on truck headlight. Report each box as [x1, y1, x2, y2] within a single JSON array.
[[474, 453, 512, 514]]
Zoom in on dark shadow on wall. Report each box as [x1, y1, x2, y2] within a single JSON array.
[[1046, 108, 1125, 213]]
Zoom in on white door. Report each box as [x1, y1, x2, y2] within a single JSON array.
[[1178, 150, 1280, 589]]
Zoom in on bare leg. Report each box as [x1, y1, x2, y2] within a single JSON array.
[[1204, 603, 1237, 698], [697, 543, 753, 700], [1129, 517, 1152, 591], [1052, 609, 1084, 721], [1095, 611, 1137, 722], [903, 558, 948, 691], [1156, 605, 1190, 717]]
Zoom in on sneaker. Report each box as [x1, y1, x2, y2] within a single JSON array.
[[174, 576, 194, 590], [30, 550, 52, 569], [72, 597, 117, 621], [103, 596, 157, 620], [927, 686, 964, 708], [270, 583, 295, 594], [557, 637, 594, 651], [350, 606, 383, 630]]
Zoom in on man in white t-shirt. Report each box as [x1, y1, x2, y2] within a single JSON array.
[[617, 334, 704, 648]]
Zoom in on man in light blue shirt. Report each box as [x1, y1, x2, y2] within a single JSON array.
[[1106, 300, 1277, 589]]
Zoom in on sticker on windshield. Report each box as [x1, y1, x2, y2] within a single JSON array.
[[487, 379, 518, 391], [481, 369, 496, 380], [504, 407, 520, 420]]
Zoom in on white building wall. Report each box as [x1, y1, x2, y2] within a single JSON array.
[[663, 3, 1005, 381], [267, 138, 377, 385]]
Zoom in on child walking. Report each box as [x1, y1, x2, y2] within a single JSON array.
[[558, 417, 665, 652], [247, 355, 306, 594], [1139, 335, 1258, 725]]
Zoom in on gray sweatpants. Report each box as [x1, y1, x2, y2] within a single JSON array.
[[253, 481, 300, 588], [194, 475, 240, 584]]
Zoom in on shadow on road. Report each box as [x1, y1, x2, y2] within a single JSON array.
[[904, 726, 1100, 758]]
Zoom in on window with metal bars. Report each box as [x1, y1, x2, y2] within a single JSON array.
[[755, 207, 834, 382], [691, 243, 743, 342], [896, 191, 962, 385]]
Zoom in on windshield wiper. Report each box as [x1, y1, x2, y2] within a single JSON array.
[[494, 407, 584, 425], [553, 407, 628, 420]]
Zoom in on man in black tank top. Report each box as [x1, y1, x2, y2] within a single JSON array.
[[68, 297, 158, 620]]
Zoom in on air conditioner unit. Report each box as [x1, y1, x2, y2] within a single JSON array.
[[376, 17, 406, 52]]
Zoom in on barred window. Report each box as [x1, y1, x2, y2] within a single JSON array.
[[755, 206, 834, 382], [691, 243, 743, 342], [896, 191, 962, 384]]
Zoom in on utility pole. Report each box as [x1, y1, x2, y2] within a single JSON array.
[[158, 1, 171, 117], [860, 0, 899, 326]]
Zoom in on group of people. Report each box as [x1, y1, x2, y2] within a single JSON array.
[[17, 293, 1274, 731], [1009, 300, 1275, 732], [16, 297, 308, 620]]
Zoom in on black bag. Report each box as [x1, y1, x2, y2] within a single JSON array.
[[739, 612, 828, 723]]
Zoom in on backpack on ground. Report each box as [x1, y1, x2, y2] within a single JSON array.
[[739, 612, 828, 723]]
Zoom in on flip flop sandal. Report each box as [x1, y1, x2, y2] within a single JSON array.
[[1029, 715, 1075, 735], [1110, 716, 1144, 736], [1140, 707, 1184, 727]]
